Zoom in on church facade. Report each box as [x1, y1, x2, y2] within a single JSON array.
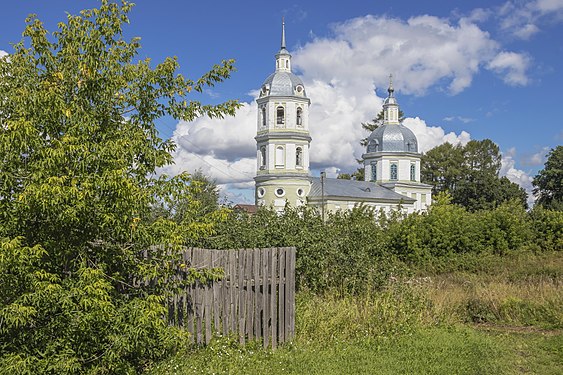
[[254, 22, 432, 214]]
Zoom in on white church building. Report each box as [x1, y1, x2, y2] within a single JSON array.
[[254, 21, 432, 214]]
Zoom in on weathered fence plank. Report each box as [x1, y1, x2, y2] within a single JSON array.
[[159, 247, 295, 348]]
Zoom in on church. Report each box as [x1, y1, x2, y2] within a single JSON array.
[[254, 21, 432, 214]]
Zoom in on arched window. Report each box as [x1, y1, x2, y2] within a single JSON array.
[[275, 146, 284, 167], [296, 107, 303, 126], [285, 60, 289, 68], [261, 107, 266, 127], [260, 146, 266, 168], [276, 106, 285, 126], [371, 161, 377, 181], [296, 147, 303, 167], [410, 164, 416, 181], [390, 163, 398, 180]]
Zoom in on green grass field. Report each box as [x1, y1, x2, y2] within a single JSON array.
[[147, 251, 562, 375]]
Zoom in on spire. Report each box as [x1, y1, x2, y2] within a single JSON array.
[[388, 74, 395, 97], [383, 74, 399, 125], [275, 17, 291, 72], [281, 17, 286, 49]]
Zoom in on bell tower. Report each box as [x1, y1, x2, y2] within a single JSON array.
[[254, 19, 312, 211]]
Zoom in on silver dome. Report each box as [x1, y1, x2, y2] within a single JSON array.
[[367, 124, 418, 153], [262, 71, 307, 97]]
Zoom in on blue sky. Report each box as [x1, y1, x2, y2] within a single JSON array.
[[1, 0, 562, 204]]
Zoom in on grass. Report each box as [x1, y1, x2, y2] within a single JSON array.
[[147, 251, 563, 375], [148, 328, 562, 374]]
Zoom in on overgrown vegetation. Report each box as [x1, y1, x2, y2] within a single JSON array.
[[0, 1, 238, 373], [1, 1, 561, 374], [149, 251, 562, 375], [196, 195, 561, 294]]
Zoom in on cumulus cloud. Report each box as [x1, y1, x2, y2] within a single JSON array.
[[498, 0, 563, 39], [293, 14, 529, 95], [160, 102, 257, 186], [403, 117, 471, 153], [521, 146, 551, 166], [487, 51, 530, 86], [500, 148, 536, 206], [0, 50, 7, 58], [167, 12, 533, 202]]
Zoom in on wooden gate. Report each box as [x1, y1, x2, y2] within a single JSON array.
[[167, 247, 296, 349]]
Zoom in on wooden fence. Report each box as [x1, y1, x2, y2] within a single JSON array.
[[166, 247, 296, 349]]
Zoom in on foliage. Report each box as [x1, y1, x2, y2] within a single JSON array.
[[533, 146, 563, 210], [529, 206, 563, 251], [421, 139, 528, 211], [0, 1, 238, 373], [197, 205, 404, 294], [195, 195, 555, 295], [147, 246, 563, 375]]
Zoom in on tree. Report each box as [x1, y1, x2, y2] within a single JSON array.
[[421, 140, 527, 211], [421, 142, 465, 194], [533, 146, 563, 210], [0, 1, 238, 372]]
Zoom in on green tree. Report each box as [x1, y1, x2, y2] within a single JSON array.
[[0, 1, 238, 372], [422, 140, 527, 211], [421, 142, 465, 193], [533, 146, 563, 210]]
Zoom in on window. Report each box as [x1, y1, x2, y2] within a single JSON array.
[[368, 139, 377, 152], [275, 146, 284, 167], [410, 164, 416, 181], [260, 146, 266, 169], [390, 163, 398, 180], [275, 188, 285, 197], [276, 106, 285, 125], [261, 107, 266, 127], [297, 188, 304, 197], [257, 188, 265, 198], [296, 107, 303, 126], [285, 60, 288, 68], [371, 161, 377, 181], [296, 147, 303, 167]]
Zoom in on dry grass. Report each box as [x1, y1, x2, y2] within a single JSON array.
[[418, 251, 563, 328]]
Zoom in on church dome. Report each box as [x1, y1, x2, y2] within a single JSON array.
[[366, 124, 418, 153], [261, 71, 307, 97]]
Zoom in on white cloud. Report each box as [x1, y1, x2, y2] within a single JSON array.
[[166, 12, 532, 202], [293, 14, 528, 95], [521, 146, 551, 166], [443, 115, 475, 123], [487, 51, 530, 86], [500, 148, 535, 206], [498, 0, 563, 39], [0, 50, 7, 58], [160, 102, 257, 186], [403, 117, 471, 153]]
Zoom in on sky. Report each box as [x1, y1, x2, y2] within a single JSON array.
[[1, 0, 562, 205]]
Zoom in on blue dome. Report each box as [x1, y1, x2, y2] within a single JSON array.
[[367, 124, 418, 153]]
